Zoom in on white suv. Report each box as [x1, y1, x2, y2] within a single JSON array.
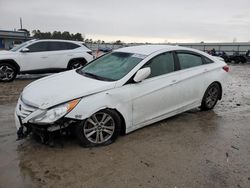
[[0, 39, 93, 82]]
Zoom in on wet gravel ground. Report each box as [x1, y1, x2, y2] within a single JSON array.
[[0, 64, 250, 188]]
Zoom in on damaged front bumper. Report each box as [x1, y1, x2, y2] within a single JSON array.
[[14, 97, 81, 144], [15, 112, 79, 143]]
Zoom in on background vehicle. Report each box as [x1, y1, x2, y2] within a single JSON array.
[[210, 51, 248, 64], [15, 45, 229, 147], [215, 51, 230, 62], [98, 47, 112, 53], [228, 52, 247, 64], [0, 39, 93, 82]]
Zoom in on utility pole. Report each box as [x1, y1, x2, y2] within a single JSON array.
[[20, 17, 23, 29]]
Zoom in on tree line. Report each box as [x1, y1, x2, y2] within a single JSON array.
[[32, 30, 84, 41], [21, 29, 123, 44]]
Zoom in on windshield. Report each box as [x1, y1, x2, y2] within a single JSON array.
[[10, 40, 35, 52], [78, 52, 145, 81]]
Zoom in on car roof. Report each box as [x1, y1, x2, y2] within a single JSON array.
[[31, 39, 91, 50], [35, 39, 84, 45], [114, 45, 183, 55]]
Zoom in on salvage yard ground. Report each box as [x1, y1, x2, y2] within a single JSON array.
[[0, 64, 250, 188]]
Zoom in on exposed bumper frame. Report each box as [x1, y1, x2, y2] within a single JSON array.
[[16, 113, 80, 144]]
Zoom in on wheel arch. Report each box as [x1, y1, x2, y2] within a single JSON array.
[[0, 59, 20, 73], [95, 107, 126, 135], [67, 57, 87, 69], [111, 108, 126, 135], [82, 107, 127, 136]]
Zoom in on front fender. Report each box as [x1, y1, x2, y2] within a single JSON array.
[[65, 88, 132, 132]]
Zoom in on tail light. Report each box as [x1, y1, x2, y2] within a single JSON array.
[[223, 65, 229, 72]]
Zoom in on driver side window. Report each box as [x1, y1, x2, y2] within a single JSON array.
[[143, 52, 175, 79]]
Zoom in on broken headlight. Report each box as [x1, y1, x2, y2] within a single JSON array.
[[30, 99, 80, 124]]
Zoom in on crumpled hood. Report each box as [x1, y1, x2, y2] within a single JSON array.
[[22, 70, 116, 109]]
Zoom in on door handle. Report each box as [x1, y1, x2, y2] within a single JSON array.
[[41, 56, 48, 58], [172, 79, 177, 83]]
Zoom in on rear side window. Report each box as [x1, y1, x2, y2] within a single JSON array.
[[82, 43, 88, 48], [48, 42, 66, 51], [203, 57, 213, 64], [177, 53, 203, 69], [27, 42, 48, 52], [144, 52, 175, 78], [48, 42, 80, 51], [65, 42, 80, 50]]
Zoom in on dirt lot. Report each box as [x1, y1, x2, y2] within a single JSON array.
[[0, 65, 250, 188]]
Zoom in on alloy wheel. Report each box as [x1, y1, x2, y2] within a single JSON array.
[[0, 65, 15, 81], [83, 112, 115, 144], [205, 86, 219, 108], [70, 62, 83, 69]]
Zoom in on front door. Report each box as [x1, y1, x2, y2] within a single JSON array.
[[130, 52, 180, 125], [18, 41, 51, 71]]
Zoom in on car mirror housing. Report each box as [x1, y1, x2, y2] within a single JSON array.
[[133, 67, 151, 83], [21, 47, 30, 53]]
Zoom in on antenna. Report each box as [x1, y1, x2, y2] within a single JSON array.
[[20, 17, 23, 29]]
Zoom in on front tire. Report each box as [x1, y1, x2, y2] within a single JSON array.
[[0, 63, 17, 82], [200, 83, 221, 111], [75, 109, 121, 147]]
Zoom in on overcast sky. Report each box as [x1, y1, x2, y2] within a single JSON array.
[[0, 0, 250, 43]]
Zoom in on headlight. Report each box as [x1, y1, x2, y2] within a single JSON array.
[[31, 99, 80, 124]]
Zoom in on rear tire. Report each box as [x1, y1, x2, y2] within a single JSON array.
[[200, 83, 221, 111], [0, 63, 17, 82], [75, 109, 121, 147], [241, 57, 247, 64], [68, 59, 87, 70], [234, 58, 240, 64]]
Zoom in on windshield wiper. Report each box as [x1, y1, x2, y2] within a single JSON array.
[[77, 70, 115, 81]]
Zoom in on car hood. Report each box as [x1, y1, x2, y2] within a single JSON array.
[[22, 70, 117, 109], [0, 50, 15, 56]]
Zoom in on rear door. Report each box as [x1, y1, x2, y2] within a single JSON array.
[[46, 42, 81, 69], [174, 50, 208, 107]]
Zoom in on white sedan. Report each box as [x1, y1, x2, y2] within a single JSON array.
[[15, 45, 229, 147]]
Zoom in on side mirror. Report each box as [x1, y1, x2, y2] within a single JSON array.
[[133, 67, 151, 83], [21, 47, 30, 53]]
